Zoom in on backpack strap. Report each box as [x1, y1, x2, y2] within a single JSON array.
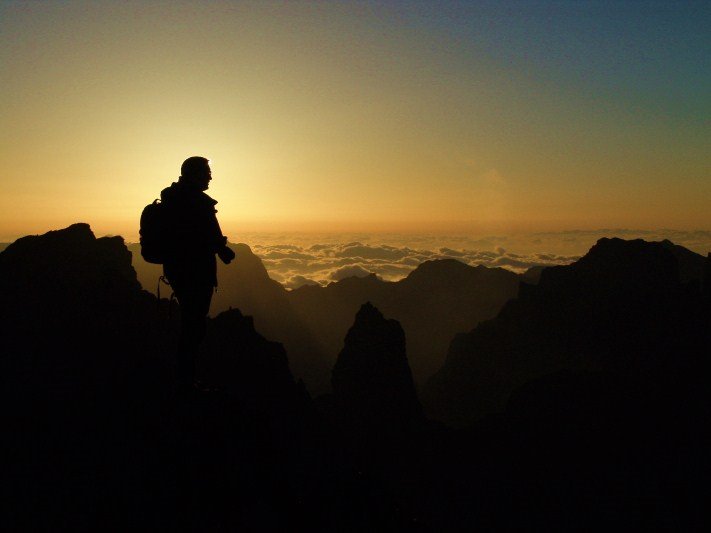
[[157, 275, 171, 300], [156, 275, 175, 316]]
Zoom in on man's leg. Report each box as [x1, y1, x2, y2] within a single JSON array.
[[172, 282, 213, 388]]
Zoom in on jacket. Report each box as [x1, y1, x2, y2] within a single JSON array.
[[160, 181, 227, 288]]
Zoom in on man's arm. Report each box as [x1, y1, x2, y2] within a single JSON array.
[[210, 211, 235, 264], [217, 243, 235, 264]]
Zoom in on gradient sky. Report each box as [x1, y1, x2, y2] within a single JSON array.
[[1, 0, 709, 241]]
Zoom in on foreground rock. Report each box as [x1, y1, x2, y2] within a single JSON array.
[[0, 225, 366, 530], [2, 226, 708, 529]]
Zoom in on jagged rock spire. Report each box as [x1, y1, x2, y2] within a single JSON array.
[[331, 302, 423, 436]]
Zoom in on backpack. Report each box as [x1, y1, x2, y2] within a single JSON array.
[[139, 199, 168, 264]]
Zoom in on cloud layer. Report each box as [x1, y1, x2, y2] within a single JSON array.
[[7, 228, 708, 291], [243, 229, 711, 290], [252, 241, 580, 289]]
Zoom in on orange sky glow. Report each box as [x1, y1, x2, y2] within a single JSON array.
[[1, 2, 709, 243]]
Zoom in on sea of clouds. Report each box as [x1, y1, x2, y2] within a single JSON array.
[[3, 228, 709, 291], [241, 229, 711, 289], [253, 241, 580, 288]]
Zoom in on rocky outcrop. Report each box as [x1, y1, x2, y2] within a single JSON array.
[[328, 303, 423, 439], [0, 223, 169, 382], [423, 238, 711, 427], [0, 223, 311, 418], [0, 224, 358, 530]]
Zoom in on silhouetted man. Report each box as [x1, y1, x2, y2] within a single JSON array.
[[162, 156, 235, 391]]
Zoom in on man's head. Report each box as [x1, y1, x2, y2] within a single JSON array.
[[180, 156, 212, 191]]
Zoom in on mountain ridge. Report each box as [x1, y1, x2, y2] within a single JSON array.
[[130, 242, 524, 390], [423, 236, 710, 426]]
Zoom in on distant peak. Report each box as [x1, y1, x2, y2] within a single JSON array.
[[355, 301, 383, 321], [416, 258, 468, 270], [538, 236, 689, 289], [405, 259, 469, 278]]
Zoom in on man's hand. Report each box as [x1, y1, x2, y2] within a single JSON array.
[[218, 246, 236, 265]]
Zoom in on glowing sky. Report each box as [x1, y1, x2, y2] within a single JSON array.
[[1, 1, 709, 241]]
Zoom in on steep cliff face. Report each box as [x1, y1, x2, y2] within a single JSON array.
[[424, 238, 710, 427], [329, 303, 423, 439]]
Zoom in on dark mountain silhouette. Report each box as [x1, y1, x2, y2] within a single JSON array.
[[407, 238, 710, 528], [423, 237, 711, 427], [320, 303, 424, 443], [0, 225, 390, 530], [288, 260, 521, 386], [131, 244, 522, 391], [1, 223, 167, 381], [3, 225, 709, 529]]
